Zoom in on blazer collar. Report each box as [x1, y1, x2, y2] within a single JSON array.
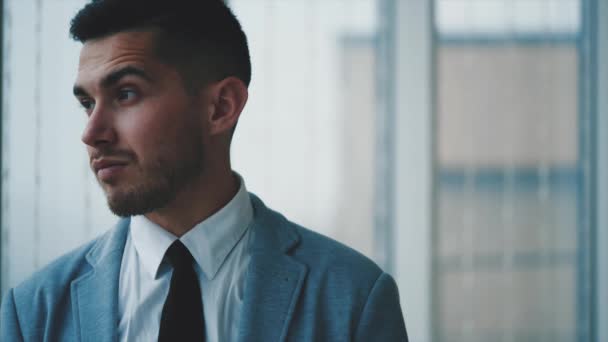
[[69, 193, 307, 342], [237, 194, 308, 342], [71, 218, 130, 342]]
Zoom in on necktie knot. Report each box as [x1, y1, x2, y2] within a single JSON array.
[[165, 240, 194, 270]]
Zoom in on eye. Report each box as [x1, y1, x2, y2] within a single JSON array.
[[117, 89, 137, 102], [79, 98, 95, 113]]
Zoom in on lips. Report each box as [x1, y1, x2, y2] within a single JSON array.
[[92, 159, 129, 181]]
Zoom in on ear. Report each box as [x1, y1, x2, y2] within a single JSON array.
[[207, 77, 248, 136]]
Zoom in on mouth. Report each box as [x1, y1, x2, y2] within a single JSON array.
[[92, 159, 130, 181]]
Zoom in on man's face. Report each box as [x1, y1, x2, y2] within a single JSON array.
[[74, 30, 207, 217]]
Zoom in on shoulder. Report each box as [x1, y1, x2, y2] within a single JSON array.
[[10, 233, 101, 303], [1, 220, 129, 340], [7, 220, 127, 307], [256, 204, 407, 337], [1, 235, 101, 336], [275, 217, 407, 339], [291, 222, 383, 281], [249, 193, 384, 284], [250, 194, 382, 280]]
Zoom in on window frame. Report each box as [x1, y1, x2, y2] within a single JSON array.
[[0, 0, 4, 295], [431, 0, 598, 341], [595, 0, 607, 341], [391, 1, 434, 341]]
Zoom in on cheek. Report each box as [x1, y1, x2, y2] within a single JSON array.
[[118, 102, 200, 161]]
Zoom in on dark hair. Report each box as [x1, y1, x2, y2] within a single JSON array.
[[70, 0, 251, 89]]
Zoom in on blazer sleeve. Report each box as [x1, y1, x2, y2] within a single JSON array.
[[354, 272, 409, 342], [1, 288, 25, 342]]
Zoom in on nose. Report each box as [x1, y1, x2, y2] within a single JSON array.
[[81, 105, 116, 147]]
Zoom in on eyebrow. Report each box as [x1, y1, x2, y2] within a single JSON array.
[[73, 66, 153, 97]]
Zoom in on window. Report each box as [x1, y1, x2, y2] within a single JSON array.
[[433, 0, 595, 340]]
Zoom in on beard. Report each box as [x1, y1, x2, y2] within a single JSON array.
[[98, 129, 204, 217]]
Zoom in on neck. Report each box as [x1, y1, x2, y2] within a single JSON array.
[[145, 167, 240, 237]]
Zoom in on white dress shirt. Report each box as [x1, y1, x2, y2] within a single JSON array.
[[117, 178, 254, 342]]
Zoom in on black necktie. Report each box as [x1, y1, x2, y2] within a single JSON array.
[[158, 240, 205, 342]]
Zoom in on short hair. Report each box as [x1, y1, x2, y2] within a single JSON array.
[[70, 0, 251, 89]]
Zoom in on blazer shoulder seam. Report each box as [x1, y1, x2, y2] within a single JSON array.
[[7, 288, 26, 341], [353, 271, 385, 339]]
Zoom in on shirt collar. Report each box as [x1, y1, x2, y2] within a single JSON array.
[[130, 176, 253, 280]]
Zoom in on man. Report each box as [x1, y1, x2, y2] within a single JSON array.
[[0, 0, 408, 341]]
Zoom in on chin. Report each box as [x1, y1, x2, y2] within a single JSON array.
[[105, 184, 175, 218]]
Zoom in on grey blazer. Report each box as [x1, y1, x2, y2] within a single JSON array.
[[1, 194, 408, 341]]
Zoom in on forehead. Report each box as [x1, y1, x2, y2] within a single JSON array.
[[76, 30, 160, 84]]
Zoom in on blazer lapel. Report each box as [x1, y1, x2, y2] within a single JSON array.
[[71, 218, 130, 342], [237, 195, 308, 342]]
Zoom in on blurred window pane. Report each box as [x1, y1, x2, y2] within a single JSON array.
[[433, 0, 592, 341], [437, 45, 578, 167], [436, 0, 581, 35]]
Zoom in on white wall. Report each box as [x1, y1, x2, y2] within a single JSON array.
[[1, 0, 117, 293], [229, 0, 378, 241]]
